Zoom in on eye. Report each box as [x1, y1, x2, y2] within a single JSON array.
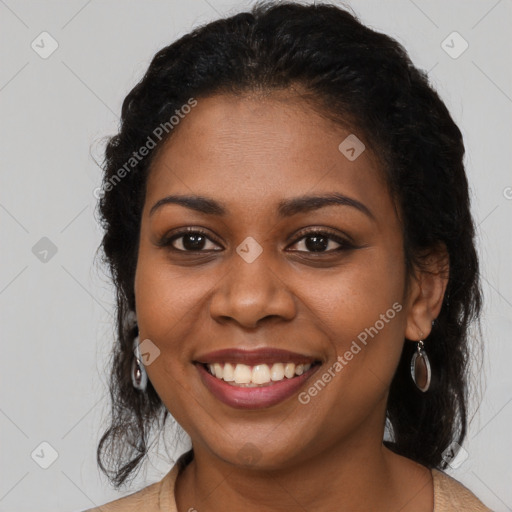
[[158, 228, 222, 252], [288, 228, 355, 253], [157, 227, 355, 254]]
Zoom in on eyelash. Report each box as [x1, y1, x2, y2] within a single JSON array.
[[158, 227, 356, 254]]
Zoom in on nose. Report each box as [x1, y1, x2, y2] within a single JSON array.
[[209, 250, 296, 329]]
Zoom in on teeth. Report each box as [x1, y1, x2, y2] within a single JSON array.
[[206, 362, 313, 385], [223, 363, 235, 381], [233, 363, 252, 384], [213, 363, 223, 379], [252, 364, 271, 384], [270, 363, 285, 381], [284, 363, 295, 379]]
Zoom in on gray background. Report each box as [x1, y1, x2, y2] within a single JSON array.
[[1, 0, 511, 510]]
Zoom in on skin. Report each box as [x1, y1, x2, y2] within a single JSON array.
[[134, 90, 448, 511]]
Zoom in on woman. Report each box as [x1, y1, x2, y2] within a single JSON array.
[[86, 1, 493, 510]]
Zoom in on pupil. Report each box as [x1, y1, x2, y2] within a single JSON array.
[[305, 235, 328, 252], [183, 234, 205, 250], [180, 234, 329, 251]]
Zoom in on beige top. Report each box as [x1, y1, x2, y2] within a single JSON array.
[[83, 454, 493, 512]]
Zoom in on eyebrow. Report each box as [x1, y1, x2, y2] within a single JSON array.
[[149, 193, 375, 221]]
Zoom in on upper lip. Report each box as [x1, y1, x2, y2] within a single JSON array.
[[194, 348, 320, 366]]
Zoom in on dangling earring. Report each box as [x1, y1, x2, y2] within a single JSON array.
[[410, 340, 431, 392], [132, 335, 148, 392]]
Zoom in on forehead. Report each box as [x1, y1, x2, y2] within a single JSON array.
[[145, 93, 392, 219]]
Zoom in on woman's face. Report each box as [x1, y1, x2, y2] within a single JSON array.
[[134, 91, 421, 469]]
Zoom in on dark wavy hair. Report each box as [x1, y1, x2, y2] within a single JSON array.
[[94, 0, 482, 488]]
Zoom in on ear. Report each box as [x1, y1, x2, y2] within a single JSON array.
[[404, 243, 449, 341]]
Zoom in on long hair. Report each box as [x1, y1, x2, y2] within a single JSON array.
[[95, 0, 482, 488]]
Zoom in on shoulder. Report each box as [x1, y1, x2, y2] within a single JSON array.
[[432, 468, 494, 511], [81, 466, 179, 512], [81, 479, 163, 512], [80, 450, 191, 512]]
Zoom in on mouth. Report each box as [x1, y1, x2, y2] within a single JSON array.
[[194, 348, 322, 409], [201, 361, 319, 386]]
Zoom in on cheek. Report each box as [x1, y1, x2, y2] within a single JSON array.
[[133, 248, 221, 408], [287, 265, 406, 446], [134, 249, 211, 341], [133, 256, 204, 416], [302, 247, 407, 392], [308, 246, 405, 333]]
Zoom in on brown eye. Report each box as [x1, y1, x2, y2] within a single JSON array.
[[158, 228, 222, 252], [288, 229, 355, 253]]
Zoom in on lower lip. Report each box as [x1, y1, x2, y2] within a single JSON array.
[[196, 363, 320, 409]]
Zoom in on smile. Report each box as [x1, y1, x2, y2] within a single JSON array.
[[194, 348, 322, 409], [205, 362, 313, 386]]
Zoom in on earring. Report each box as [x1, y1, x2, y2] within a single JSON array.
[[410, 340, 431, 392], [132, 335, 148, 392], [124, 310, 137, 330]]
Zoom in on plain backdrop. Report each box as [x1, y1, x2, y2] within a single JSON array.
[[1, 0, 511, 510]]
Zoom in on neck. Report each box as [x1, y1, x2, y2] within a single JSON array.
[[174, 426, 433, 511]]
